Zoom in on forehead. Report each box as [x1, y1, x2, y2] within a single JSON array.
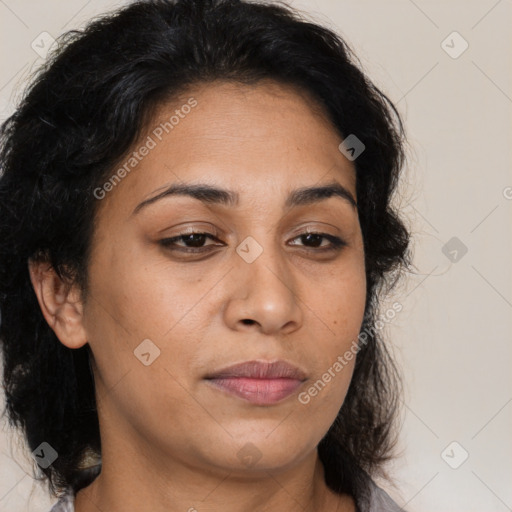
[[98, 79, 356, 217]]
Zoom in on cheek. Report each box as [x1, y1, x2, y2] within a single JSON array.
[[297, 253, 366, 415], [83, 239, 216, 402], [88, 241, 201, 336], [313, 251, 367, 335], [83, 272, 203, 429]]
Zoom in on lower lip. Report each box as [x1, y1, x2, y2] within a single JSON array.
[[206, 377, 303, 405]]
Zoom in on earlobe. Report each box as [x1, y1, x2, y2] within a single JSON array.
[[27, 258, 88, 349]]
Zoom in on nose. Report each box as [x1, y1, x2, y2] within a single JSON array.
[[222, 241, 303, 336]]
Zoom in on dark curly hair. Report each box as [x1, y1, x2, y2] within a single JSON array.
[[0, 0, 411, 510]]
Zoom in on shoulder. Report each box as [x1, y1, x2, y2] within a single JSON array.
[[48, 492, 75, 512], [367, 478, 405, 512]]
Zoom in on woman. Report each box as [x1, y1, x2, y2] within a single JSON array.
[[0, 0, 411, 510]]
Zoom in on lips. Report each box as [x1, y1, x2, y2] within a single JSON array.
[[206, 360, 307, 380], [205, 360, 307, 405]]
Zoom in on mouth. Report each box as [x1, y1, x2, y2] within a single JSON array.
[[204, 360, 307, 406]]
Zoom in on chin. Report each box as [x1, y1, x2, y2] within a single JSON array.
[[197, 429, 319, 475]]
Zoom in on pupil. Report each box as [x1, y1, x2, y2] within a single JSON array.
[[184, 234, 206, 247], [303, 233, 321, 247]]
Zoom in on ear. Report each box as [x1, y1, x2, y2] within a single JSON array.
[[28, 258, 88, 349]]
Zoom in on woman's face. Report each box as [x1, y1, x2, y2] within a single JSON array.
[[79, 80, 366, 475]]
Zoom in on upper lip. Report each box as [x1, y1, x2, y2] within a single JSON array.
[[205, 360, 307, 380]]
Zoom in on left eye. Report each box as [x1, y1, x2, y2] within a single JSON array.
[[159, 231, 346, 254], [289, 232, 346, 251]]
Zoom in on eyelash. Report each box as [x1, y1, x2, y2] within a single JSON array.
[[159, 230, 347, 255]]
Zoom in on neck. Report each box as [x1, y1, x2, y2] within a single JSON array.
[[74, 435, 354, 512]]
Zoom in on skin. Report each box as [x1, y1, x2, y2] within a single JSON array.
[[29, 80, 366, 512]]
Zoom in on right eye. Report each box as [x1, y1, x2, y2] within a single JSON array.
[[159, 232, 225, 253]]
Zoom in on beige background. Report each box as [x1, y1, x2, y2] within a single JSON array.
[[1, 0, 511, 511]]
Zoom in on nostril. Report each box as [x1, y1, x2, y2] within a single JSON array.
[[241, 319, 255, 325]]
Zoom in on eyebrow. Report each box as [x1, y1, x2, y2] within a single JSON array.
[[131, 180, 357, 216]]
